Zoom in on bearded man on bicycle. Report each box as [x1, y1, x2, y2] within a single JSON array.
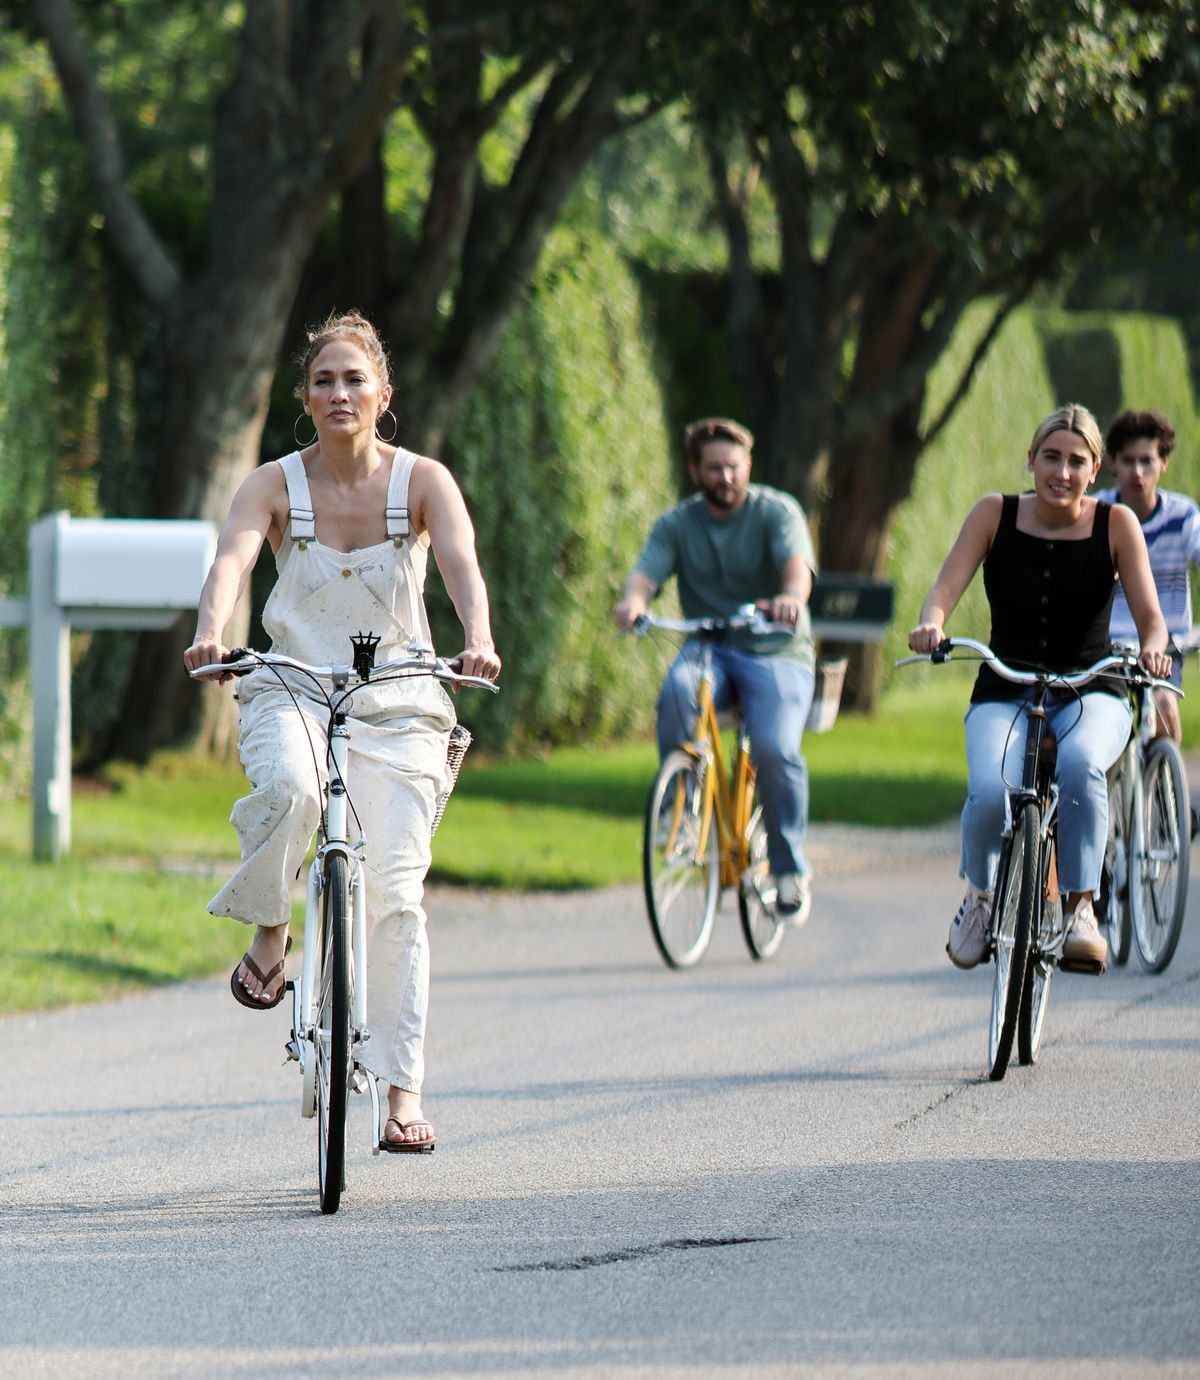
[[614, 418, 817, 924]]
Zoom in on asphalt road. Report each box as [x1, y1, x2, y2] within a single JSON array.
[[1, 822, 1198, 1379]]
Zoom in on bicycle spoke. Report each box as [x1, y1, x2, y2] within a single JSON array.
[[739, 806, 785, 961], [643, 752, 720, 969], [1132, 739, 1190, 972]]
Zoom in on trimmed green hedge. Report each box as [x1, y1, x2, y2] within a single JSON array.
[[428, 226, 678, 751]]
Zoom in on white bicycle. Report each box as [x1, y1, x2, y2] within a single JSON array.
[[192, 633, 497, 1213]]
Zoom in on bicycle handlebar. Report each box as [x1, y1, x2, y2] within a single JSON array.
[[631, 604, 793, 637], [190, 646, 500, 694], [896, 636, 1182, 696]]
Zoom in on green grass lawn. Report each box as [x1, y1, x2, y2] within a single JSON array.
[[3, 663, 1196, 1013], [0, 857, 251, 1012]]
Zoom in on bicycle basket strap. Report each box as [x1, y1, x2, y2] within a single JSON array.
[[278, 451, 316, 545]]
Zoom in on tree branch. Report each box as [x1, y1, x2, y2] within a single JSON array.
[[315, 9, 417, 199], [425, 53, 633, 434], [31, 0, 181, 309], [476, 53, 548, 132], [703, 128, 777, 437], [839, 260, 966, 441]]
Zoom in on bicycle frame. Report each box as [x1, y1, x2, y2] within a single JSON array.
[[1110, 677, 1154, 847], [680, 642, 756, 890], [998, 688, 1065, 960], [292, 693, 381, 1151]]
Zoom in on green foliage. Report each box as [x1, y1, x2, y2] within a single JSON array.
[[885, 303, 1200, 680], [1035, 309, 1200, 492], [626, 266, 750, 481], [430, 225, 678, 751], [0, 63, 113, 781], [574, 104, 779, 273]]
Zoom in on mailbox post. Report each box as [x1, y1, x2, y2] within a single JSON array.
[[3, 513, 216, 861]]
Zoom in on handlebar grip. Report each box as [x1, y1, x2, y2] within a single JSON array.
[[220, 647, 255, 678], [930, 638, 953, 664]]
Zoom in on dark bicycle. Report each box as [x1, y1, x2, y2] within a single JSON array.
[[898, 636, 1179, 1081]]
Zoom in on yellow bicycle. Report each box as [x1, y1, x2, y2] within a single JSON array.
[[634, 607, 786, 967]]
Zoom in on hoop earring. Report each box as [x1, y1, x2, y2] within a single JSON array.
[[375, 410, 398, 442], [293, 413, 317, 447]]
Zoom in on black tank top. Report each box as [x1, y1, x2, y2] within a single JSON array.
[[971, 494, 1118, 703]]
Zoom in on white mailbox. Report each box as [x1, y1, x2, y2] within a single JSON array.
[[56, 517, 215, 620], [0, 512, 218, 860]]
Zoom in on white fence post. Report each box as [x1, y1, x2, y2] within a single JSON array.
[[30, 514, 72, 862]]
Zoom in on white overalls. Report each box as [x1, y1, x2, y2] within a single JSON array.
[[209, 449, 455, 1093]]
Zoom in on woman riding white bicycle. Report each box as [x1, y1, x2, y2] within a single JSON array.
[[909, 403, 1170, 973], [184, 311, 500, 1153]]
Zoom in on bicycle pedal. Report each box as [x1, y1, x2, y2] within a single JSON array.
[[283, 1038, 300, 1063], [1058, 956, 1106, 976], [350, 1069, 369, 1095], [284, 978, 295, 992]]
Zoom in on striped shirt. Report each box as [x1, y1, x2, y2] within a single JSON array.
[[1096, 487, 1200, 641]]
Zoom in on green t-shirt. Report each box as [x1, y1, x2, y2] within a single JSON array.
[[635, 485, 817, 665]]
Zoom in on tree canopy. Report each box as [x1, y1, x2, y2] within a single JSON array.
[[17, 0, 669, 754], [675, 0, 1200, 702]]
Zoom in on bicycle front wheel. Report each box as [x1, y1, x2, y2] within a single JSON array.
[[1098, 769, 1132, 966], [644, 751, 720, 969], [1131, 738, 1190, 973], [738, 805, 785, 961], [989, 801, 1038, 1082], [315, 851, 352, 1214], [1018, 827, 1058, 1067]]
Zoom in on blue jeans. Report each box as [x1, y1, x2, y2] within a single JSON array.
[[961, 692, 1132, 895], [657, 643, 814, 877]]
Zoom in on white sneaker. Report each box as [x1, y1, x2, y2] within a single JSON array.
[[776, 873, 812, 926], [1062, 897, 1107, 970], [947, 883, 992, 969]]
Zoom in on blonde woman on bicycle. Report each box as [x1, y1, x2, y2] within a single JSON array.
[[909, 404, 1169, 973], [184, 311, 500, 1153]]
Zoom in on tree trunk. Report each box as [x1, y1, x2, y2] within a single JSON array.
[[818, 419, 924, 712], [106, 226, 320, 761], [816, 243, 942, 712]]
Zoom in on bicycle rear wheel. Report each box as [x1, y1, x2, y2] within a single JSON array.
[[1131, 738, 1190, 972], [1098, 769, 1132, 966], [989, 801, 1038, 1082], [739, 805, 785, 961], [315, 851, 352, 1214], [644, 751, 720, 969], [1018, 826, 1057, 1066]]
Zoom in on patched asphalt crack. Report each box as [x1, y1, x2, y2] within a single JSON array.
[[494, 1234, 777, 1273]]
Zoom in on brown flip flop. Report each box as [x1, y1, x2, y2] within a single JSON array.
[[230, 936, 292, 1010], [380, 1115, 437, 1154]]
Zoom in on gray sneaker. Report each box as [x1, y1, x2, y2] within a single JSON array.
[[1062, 897, 1107, 970], [776, 873, 812, 926], [947, 884, 992, 969]]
